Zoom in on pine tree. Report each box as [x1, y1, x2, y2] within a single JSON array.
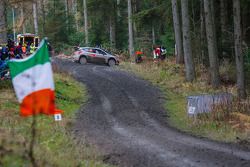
[[204, 0, 220, 87], [171, 0, 184, 64], [233, 0, 247, 99], [0, 0, 7, 44], [128, 0, 134, 57], [181, 0, 195, 82]]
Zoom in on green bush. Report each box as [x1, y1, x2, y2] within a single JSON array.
[[68, 32, 85, 46], [54, 42, 72, 53]]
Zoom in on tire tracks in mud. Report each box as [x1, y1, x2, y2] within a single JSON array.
[[55, 59, 250, 167]]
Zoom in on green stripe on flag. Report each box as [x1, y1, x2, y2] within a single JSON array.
[[8, 40, 50, 79]]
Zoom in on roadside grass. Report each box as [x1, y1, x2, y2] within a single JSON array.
[[120, 59, 250, 143], [0, 73, 110, 167]]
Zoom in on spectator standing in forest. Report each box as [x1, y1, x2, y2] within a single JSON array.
[[7, 39, 14, 50], [135, 50, 143, 63], [15, 43, 23, 57], [160, 46, 167, 60], [153, 46, 161, 62], [22, 43, 27, 56], [30, 43, 36, 54], [26, 42, 31, 54], [1, 46, 8, 60]]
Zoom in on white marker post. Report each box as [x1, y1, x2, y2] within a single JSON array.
[[54, 114, 62, 121]]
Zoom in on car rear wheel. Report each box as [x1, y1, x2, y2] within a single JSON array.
[[108, 59, 116, 66], [79, 57, 87, 64]]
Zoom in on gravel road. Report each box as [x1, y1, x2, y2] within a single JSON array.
[[55, 59, 250, 167]]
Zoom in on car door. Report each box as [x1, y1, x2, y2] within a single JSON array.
[[85, 48, 97, 63], [92, 49, 106, 64]]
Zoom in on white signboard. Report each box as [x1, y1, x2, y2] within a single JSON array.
[[188, 107, 196, 115]]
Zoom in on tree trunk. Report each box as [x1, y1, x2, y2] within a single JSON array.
[[233, 0, 246, 99], [117, 0, 121, 18], [200, 0, 206, 65], [152, 24, 156, 45], [12, 7, 16, 42], [210, 0, 215, 30], [33, 1, 39, 35], [0, 0, 7, 44], [83, 0, 89, 45], [171, 0, 184, 64], [204, 0, 220, 87], [220, 0, 227, 57], [220, 0, 227, 34], [132, 0, 137, 40], [71, 0, 76, 13], [109, 16, 116, 48], [181, 0, 195, 82], [21, 2, 26, 34], [72, 0, 78, 31], [64, 0, 69, 31], [41, 0, 46, 35], [128, 0, 134, 57]]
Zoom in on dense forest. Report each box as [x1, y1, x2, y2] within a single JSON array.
[[0, 0, 250, 98]]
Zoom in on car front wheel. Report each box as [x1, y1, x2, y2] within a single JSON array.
[[79, 57, 87, 64], [108, 59, 116, 66]]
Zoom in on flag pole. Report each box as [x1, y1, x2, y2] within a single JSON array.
[[28, 41, 39, 167], [29, 113, 37, 167]]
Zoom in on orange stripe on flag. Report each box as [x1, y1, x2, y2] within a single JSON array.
[[20, 89, 62, 117]]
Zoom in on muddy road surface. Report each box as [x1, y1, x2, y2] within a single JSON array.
[[55, 59, 250, 167]]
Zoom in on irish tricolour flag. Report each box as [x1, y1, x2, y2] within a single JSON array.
[[8, 39, 62, 117]]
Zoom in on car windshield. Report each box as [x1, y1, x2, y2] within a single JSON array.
[[95, 49, 106, 55], [79, 47, 114, 56], [100, 49, 114, 56]]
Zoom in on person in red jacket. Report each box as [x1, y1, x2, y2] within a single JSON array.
[[153, 46, 161, 62], [135, 50, 143, 63]]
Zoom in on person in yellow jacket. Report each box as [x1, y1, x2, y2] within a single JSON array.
[[30, 43, 36, 54]]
